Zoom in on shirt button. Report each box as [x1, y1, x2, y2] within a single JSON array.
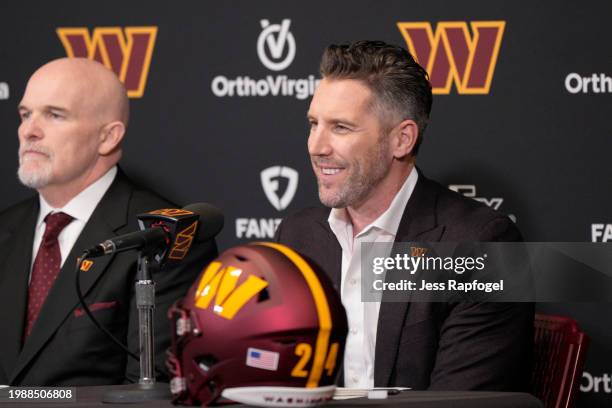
[[350, 328, 358, 335], [352, 377, 359, 384], [349, 279, 357, 285]]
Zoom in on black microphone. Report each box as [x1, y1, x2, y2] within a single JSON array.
[[84, 203, 224, 259]]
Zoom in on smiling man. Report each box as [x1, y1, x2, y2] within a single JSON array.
[[275, 41, 533, 391], [0, 58, 217, 386]]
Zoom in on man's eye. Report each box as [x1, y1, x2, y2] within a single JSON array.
[[19, 112, 31, 120], [334, 124, 350, 133], [48, 112, 63, 119]]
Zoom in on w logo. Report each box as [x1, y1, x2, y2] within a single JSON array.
[[56, 27, 158, 98], [168, 221, 197, 261], [410, 247, 428, 257], [194, 261, 268, 320], [397, 21, 505, 94]]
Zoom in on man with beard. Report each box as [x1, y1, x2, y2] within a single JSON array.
[[275, 41, 533, 391], [0, 58, 217, 386]]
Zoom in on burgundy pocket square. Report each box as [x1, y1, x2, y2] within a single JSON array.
[[74, 300, 118, 317]]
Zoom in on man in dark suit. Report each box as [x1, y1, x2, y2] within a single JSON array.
[[275, 41, 533, 391], [0, 58, 217, 386]]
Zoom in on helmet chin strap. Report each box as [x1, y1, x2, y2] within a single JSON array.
[[221, 385, 337, 408]]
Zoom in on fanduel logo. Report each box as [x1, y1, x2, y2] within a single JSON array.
[[212, 19, 320, 100], [0, 82, 9, 100], [448, 184, 516, 222], [581, 371, 612, 393], [261, 166, 299, 211], [397, 21, 505, 94], [57, 27, 158, 98], [592, 224, 612, 242], [236, 166, 299, 239], [565, 73, 612, 94]]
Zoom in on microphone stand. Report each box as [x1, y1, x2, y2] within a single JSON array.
[[102, 251, 171, 403]]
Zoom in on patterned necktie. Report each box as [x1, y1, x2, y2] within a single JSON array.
[[24, 211, 74, 340]]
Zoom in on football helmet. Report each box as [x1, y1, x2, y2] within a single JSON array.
[[167, 242, 348, 407]]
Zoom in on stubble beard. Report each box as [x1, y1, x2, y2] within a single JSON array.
[[316, 139, 391, 209]]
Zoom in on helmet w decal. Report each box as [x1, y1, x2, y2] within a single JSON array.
[[167, 242, 348, 407]]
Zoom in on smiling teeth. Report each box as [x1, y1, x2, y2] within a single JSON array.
[[322, 168, 341, 175]]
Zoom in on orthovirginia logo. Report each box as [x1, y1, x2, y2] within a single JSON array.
[[257, 19, 296, 71], [236, 166, 299, 239], [211, 19, 319, 100], [449, 184, 516, 222], [57, 27, 158, 98], [0, 82, 9, 100], [397, 21, 505, 94], [565, 73, 612, 94], [581, 371, 612, 393]]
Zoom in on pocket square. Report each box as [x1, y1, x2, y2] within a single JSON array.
[[74, 300, 118, 317]]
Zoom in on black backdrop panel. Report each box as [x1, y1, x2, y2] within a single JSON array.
[[0, 1, 611, 405]]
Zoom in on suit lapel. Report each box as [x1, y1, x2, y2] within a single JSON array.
[[375, 171, 444, 386], [11, 173, 132, 383], [0, 198, 38, 380], [314, 218, 342, 290]]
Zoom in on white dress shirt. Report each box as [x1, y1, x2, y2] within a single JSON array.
[[328, 168, 418, 388], [30, 166, 118, 275]]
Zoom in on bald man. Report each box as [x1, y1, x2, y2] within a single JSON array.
[[0, 58, 218, 386]]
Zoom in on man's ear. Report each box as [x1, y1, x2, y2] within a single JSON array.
[[98, 121, 125, 156], [391, 119, 419, 159]]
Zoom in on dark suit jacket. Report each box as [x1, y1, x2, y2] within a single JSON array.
[[275, 171, 533, 391], [0, 169, 217, 386]]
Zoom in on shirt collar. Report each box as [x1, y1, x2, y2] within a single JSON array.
[[328, 167, 419, 238], [36, 166, 118, 229]]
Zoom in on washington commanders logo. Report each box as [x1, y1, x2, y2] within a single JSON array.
[[194, 261, 268, 320], [56, 26, 158, 98], [397, 21, 505, 94], [148, 208, 193, 217], [168, 221, 198, 260]]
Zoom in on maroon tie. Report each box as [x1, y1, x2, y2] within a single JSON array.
[[24, 211, 73, 339]]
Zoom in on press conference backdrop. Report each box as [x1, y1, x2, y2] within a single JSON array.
[[0, 0, 610, 405]]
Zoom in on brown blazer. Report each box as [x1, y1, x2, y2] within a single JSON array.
[[275, 171, 533, 391]]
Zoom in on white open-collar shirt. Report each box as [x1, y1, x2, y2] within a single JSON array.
[[30, 166, 117, 275], [328, 167, 418, 388]]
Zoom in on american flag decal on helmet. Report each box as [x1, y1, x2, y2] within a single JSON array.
[[246, 347, 279, 371]]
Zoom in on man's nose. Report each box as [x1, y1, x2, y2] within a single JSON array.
[[308, 126, 332, 156], [18, 114, 43, 142]]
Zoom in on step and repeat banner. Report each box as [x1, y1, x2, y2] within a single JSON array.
[[0, 1, 610, 405]]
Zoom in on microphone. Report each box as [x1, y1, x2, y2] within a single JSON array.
[[84, 203, 224, 260]]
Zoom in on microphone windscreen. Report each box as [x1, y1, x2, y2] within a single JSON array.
[[183, 203, 224, 241]]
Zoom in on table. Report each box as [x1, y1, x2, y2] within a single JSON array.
[[0, 385, 543, 407]]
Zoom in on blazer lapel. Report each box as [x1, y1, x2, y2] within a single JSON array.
[[11, 173, 132, 383], [0, 199, 38, 381], [375, 171, 444, 386], [314, 217, 342, 291]]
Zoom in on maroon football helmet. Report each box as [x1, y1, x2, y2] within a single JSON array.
[[167, 242, 348, 407]]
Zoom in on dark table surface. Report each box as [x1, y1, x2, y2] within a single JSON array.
[[0, 385, 543, 408]]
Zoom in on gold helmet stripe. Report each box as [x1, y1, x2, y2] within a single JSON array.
[[254, 242, 332, 388]]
